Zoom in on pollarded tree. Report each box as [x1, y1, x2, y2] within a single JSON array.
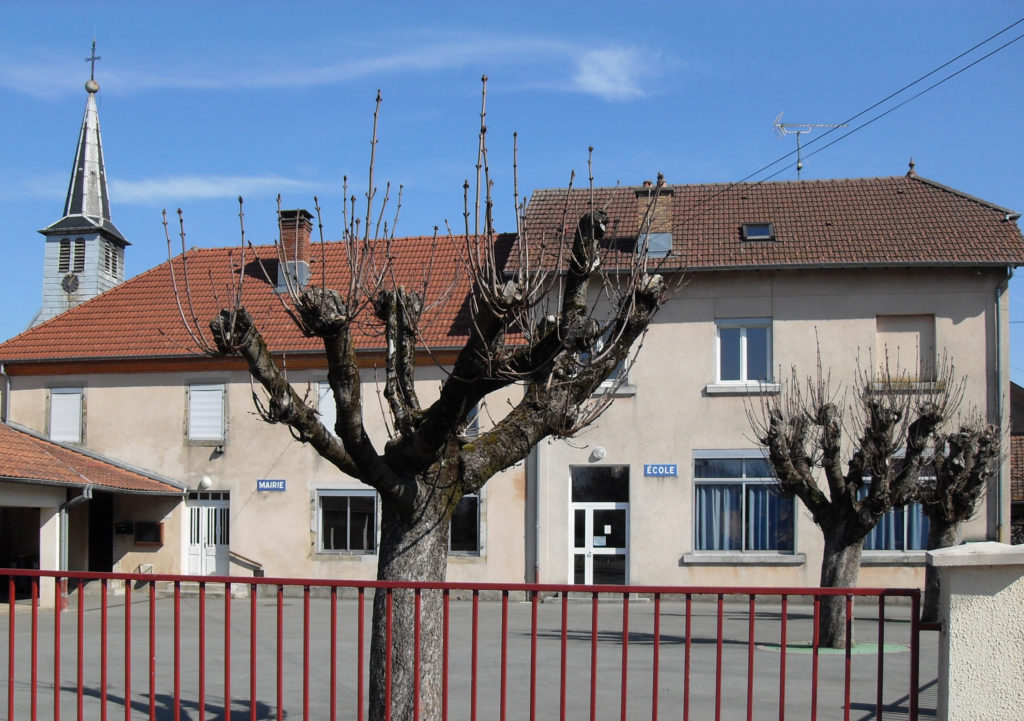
[[751, 359, 996, 647], [173, 83, 666, 721]]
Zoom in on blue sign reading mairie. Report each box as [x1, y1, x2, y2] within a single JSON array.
[[643, 464, 678, 477], [257, 479, 287, 492]]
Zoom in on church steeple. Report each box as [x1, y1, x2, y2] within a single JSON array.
[[34, 40, 129, 326]]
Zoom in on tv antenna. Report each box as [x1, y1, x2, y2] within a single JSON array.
[[773, 112, 847, 179]]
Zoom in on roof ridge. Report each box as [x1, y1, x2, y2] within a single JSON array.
[[908, 174, 1021, 220]]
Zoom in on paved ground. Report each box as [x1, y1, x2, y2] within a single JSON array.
[[1, 590, 936, 720]]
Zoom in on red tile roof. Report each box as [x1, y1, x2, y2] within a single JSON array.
[[1012, 434, 1024, 504], [0, 234, 512, 364], [0, 422, 183, 494], [518, 174, 1024, 271]]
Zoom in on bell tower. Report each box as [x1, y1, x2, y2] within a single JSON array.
[[34, 40, 129, 326]]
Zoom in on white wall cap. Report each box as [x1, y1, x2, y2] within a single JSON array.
[[926, 541, 1024, 567]]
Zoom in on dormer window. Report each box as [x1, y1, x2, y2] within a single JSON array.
[[643, 232, 672, 258], [741, 223, 775, 241]]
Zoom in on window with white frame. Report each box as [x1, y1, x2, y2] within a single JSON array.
[[188, 384, 225, 442], [49, 387, 83, 443], [694, 453, 793, 552], [318, 382, 337, 436], [318, 490, 377, 553], [857, 483, 930, 551], [716, 319, 772, 384], [449, 493, 480, 554]]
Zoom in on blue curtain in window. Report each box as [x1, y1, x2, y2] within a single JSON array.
[[906, 503, 929, 550], [695, 484, 741, 550], [865, 508, 903, 550], [745, 485, 792, 551]]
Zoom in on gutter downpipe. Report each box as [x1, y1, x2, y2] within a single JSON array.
[[0, 362, 9, 424], [995, 270, 1009, 542], [529, 442, 543, 583], [59, 485, 93, 571]]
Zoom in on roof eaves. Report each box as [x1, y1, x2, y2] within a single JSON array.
[[909, 174, 1021, 220], [5, 421, 187, 492]]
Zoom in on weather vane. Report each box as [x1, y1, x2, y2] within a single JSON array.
[[773, 112, 847, 179]]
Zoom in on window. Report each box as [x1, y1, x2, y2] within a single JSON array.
[[58, 239, 71, 273], [104, 241, 118, 276], [188, 384, 225, 442], [318, 382, 337, 436], [318, 490, 377, 553], [49, 387, 83, 443], [642, 232, 672, 258], [73, 239, 85, 273], [716, 319, 772, 383], [876, 315, 935, 382], [742, 223, 774, 241], [694, 454, 793, 552], [464, 405, 480, 438], [857, 484, 930, 551], [449, 493, 480, 554]]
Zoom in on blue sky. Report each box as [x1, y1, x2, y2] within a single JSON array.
[[3, 2, 1024, 381]]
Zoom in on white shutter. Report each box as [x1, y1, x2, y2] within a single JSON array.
[[318, 382, 337, 436], [189, 384, 224, 441], [50, 388, 83, 442]]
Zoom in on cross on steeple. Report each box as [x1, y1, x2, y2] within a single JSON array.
[[85, 39, 101, 81]]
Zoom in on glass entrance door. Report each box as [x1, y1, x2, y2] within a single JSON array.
[[569, 466, 629, 585]]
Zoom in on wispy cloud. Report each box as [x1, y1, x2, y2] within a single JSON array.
[[1, 36, 670, 103], [110, 175, 321, 204], [570, 49, 649, 101]]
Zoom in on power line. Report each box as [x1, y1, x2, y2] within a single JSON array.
[[671, 17, 1024, 229]]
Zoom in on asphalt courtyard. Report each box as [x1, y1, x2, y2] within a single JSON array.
[[2, 590, 937, 720]]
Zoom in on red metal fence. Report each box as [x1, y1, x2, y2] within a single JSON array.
[[2, 570, 928, 721]]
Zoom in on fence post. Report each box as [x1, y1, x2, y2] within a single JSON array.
[[927, 542, 1024, 721]]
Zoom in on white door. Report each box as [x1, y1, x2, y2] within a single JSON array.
[[569, 465, 630, 585], [185, 496, 229, 575]]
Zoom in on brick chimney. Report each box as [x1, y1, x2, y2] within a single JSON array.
[[277, 209, 313, 291]]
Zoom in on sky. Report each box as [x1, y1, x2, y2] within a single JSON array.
[[2, 2, 1024, 380]]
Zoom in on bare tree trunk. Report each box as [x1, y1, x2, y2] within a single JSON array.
[[818, 529, 864, 648], [921, 517, 959, 624], [369, 495, 450, 721]]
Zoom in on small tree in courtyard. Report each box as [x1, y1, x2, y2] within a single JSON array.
[[750, 356, 998, 646], [172, 82, 666, 721]]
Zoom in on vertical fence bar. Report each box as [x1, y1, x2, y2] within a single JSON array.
[[385, 589, 393, 721], [811, 595, 820, 721], [530, 590, 539, 721], [500, 590, 509, 721], [909, 592, 920, 721], [77, 579, 84, 721], [779, 594, 788, 721], [843, 595, 853, 721], [276, 584, 284, 721], [31, 579, 38, 721], [54, 579, 61, 721], [7, 577, 13, 721], [876, 595, 885, 721], [471, 589, 478, 721], [331, 587, 338, 721], [442, 589, 450, 721], [224, 582, 231, 721], [683, 594, 691, 721], [149, 581, 156, 721], [358, 587, 365, 721], [589, 592, 599, 721], [414, 589, 421, 721], [746, 595, 756, 721], [101, 578, 108, 721], [651, 594, 661, 721], [199, 583, 206, 721], [174, 581, 182, 721], [250, 584, 257, 721], [304, 586, 311, 721], [559, 592, 568, 721], [123, 582, 131, 721], [714, 593, 723, 721], [620, 592, 630, 721]]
